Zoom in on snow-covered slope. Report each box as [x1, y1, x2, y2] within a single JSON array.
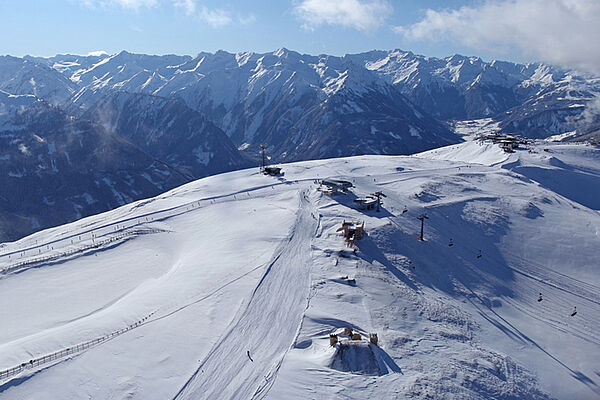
[[1, 137, 598, 399]]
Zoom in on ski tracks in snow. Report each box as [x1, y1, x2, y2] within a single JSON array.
[[173, 188, 319, 400]]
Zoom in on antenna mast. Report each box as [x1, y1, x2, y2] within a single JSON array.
[[260, 144, 266, 172]]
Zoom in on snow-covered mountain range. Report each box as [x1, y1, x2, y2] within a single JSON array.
[[48, 49, 458, 159], [1, 48, 599, 241], [360, 50, 600, 128], [1, 135, 598, 399], [28, 48, 600, 141]]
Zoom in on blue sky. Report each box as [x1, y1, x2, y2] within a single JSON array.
[[0, 0, 598, 73]]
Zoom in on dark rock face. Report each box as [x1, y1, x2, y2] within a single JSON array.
[[84, 91, 251, 178], [497, 82, 598, 138], [0, 101, 190, 242], [264, 80, 457, 161]]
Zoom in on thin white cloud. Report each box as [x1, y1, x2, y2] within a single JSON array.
[[80, 0, 158, 10], [86, 50, 109, 56], [569, 94, 600, 128], [80, 0, 239, 29], [294, 0, 392, 32], [198, 6, 232, 28], [238, 14, 256, 25], [395, 0, 600, 74], [173, 0, 195, 15]]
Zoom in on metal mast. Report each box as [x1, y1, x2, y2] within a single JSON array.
[[417, 214, 428, 241], [370, 191, 386, 212]]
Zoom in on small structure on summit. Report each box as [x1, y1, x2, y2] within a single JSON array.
[[354, 196, 378, 210], [477, 133, 528, 152], [369, 333, 378, 346], [329, 327, 383, 375], [319, 179, 353, 195], [351, 189, 386, 211], [263, 166, 282, 175], [499, 140, 517, 153], [260, 144, 283, 176], [330, 333, 339, 346], [331, 329, 379, 347], [338, 220, 364, 247]]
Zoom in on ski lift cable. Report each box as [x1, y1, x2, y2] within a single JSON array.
[[440, 234, 597, 327], [418, 213, 597, 306], [384, 201, 597, 316]]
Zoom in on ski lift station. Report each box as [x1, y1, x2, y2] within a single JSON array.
[[263, 166, 282, 175], [353, 196, 378, 210], [322, 179, 353, 190], [318, 179, 353, 194], [259, 144, 282, 175]]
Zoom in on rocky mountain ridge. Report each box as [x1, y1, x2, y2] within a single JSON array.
[[30, 48, 600, 141], [1, 48, 598, 241]]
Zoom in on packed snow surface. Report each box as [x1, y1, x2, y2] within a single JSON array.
[[0, 137, 599, 399]]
